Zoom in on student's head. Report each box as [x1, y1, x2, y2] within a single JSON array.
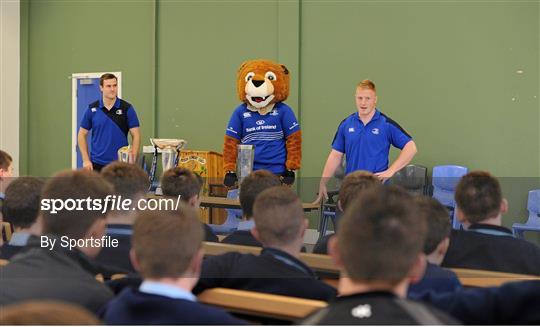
[[101, 162, 149, 201], [455, 171, 507, 225], [239, 170, 281, 218], [415, 197, 451, 265], [161, 167, 203, 207], [0, 150, 13, 178], [332, 186, 426, 290], [2, 177, 44, 232], [41, 170, 114, 258], [252, 186, 307, 249], [355, 79, 377, 117], [99, 73, 118, 100], [338, 170, 381, 211], [0, 301, 100, 325], [131, 204, 204, 283]]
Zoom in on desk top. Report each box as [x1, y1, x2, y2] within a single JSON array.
[[200, 196, 319, 212]]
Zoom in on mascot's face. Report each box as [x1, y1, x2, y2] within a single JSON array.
[[237, 59, 290, 109]]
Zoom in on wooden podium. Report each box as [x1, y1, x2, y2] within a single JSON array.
[[178, 150, 227, 224]]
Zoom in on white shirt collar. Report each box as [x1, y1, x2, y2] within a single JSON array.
[[139, 280, 196, 302]]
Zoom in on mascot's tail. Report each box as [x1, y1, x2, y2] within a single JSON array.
[[223, 135, 240, 173]]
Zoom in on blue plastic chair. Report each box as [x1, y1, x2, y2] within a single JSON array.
[[512, 189, 540, 238], [431, 165, 468, 230], [208, 188, 242, 234]]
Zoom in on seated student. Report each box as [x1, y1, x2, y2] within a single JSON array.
[[194, 186, 337, 301], [0, 177, 44, 260], [221, 170, 281, 247], [442, 171, 540, 275], [415, 279, 540, 324], [313, 171, 380, 254], [0, 149, 14, 220], [408, 197, 461, 297], [102, 206, 244, 325], [301, 187, 458, 324], [161, 167, 218, 242], [0, 170, 114, 312], [95, 162, 149, 272], [1, 301, 100, 325]]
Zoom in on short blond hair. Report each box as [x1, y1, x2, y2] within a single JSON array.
[[356, 79, 376, 92]]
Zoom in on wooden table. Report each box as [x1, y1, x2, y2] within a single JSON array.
[[200, 196, 320, 212]]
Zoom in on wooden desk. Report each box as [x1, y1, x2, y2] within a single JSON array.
[[200, 196, 320, 212], [198, 287, 326, 321], [451, 268, 540, 287]]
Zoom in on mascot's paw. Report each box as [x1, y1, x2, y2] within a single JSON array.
[[281, 170, 295, 185], [224, 172, 238, 187]]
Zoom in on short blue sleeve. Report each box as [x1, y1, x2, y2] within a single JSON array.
[[388, 121, 412, 149], [281, 105, 300, 137], [225, 108, 242, 140], [127, 106, 140, 129], [80, 108, 92, 130], [331, 121, 346, 153]]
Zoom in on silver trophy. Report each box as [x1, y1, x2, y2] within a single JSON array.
[[149, 138, 187, 195], [237, 144, 255, 183], [117, 146, 132, 163]]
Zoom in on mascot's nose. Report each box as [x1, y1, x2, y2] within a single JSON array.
[[252, 80, 264, 87]]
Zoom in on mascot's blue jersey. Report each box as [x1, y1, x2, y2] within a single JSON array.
[[225, 102, 300, 174]]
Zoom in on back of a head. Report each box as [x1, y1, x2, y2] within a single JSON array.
[[41, 170, 114, 239], [161, 167, 202, 201], [338, 186, 426, 284], [0, 301, 100, 325], [339, 171, 381, 210], [253, 186, 304, 247], [415, 196, 451, 255], [239, 170, 281, 217], [0, 149, 12, 171], [2, 177, 44, 229], [132, 204, 203, 278], [101, 162, 149, 200], [455, 171, 502, 224]]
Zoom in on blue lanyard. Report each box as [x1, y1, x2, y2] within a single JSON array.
[[265, 249, 312, 276], [470, 228, 514, 238], [106, 228, 133, 236]]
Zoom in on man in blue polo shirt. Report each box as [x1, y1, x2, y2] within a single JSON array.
[[77, 73, 140, 172], [315, 80, 417, 202]]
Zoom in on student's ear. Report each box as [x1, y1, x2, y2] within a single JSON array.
[[82, 217, 107, 258], [129, 249, 141, 272], [500, 198, 508, 215], [188, 195, 200, 208], [327, 235, 343, 268], [437, 237, 450, 257], [251, 227, 261, 242], [188, 248, 204, 278], [408, 253, 427, 284], [299, 218, 308, 238], [337, 200, 343, 212], [456, 207, 466, 223]]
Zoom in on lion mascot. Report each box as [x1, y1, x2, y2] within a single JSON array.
[[223, 59, 302, 186]]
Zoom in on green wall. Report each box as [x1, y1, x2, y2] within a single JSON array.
[[21, 0, 539, 233]]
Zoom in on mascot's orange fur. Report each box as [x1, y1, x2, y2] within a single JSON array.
[[223, 59, 302, 185]]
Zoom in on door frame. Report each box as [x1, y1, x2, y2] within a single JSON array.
[[71, 72, 122, 169]]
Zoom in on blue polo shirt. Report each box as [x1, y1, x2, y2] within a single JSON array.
[[225, 102, 300, 174], [80, 97, 140, 165], [332, 109, 412, 174]]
